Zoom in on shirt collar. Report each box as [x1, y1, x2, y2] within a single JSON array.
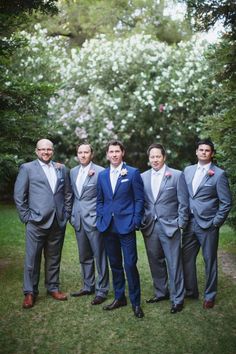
[[80, 162, 92, 174], [197, 162, 211, 172], [38, 159, 53, 168], [152, 164, 166, 175], [110, 163, 123, 174]]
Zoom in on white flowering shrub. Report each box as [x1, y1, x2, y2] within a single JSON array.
[[47, 32, 212, 166], [5, 25, 213, 167]]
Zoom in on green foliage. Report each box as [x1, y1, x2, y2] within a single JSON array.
[[183, 0, 236, 229], [0, 0, 59, 199], [37, 0, 191, 46]]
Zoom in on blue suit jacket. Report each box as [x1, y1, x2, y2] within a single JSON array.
[[96, 163, 144, 234], [184, 163, 232, 229]]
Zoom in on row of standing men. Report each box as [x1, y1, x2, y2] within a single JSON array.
[[14, 138, 232, 318]]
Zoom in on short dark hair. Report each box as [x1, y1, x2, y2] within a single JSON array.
[[147, 143, 166, 157], [196, 138, 215, 153], [106, 139, 125, 152], [76, 141, 94, 154]]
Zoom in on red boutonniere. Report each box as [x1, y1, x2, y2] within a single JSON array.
[[208, 169, 215, 176], [165, 171, 172, 178], [88, 169, 95, 176], [120, 168, 128, 176]]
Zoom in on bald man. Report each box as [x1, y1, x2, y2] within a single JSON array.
[[14, 139, 72, 309]]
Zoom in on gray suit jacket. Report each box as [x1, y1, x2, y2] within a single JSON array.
[[14, 160, 72, 229], [70, 162, 104, 232], [141, 166, 189, 237], [184, 163, 232, 228]]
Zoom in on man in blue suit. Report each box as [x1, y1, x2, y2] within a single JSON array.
[[141, 143, 189, 314], [96, 140, 144, 318], [182, 139, 232, 309]]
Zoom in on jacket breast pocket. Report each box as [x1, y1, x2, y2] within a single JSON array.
[[121, 179, 129, 183]]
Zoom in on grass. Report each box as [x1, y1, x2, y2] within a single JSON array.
[[0, 203, 236, 354]]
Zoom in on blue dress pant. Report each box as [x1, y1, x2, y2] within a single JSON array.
[[103, 229, 141, 306]]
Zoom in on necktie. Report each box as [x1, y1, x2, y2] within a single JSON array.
[[192, 167, 206, 194], [76, 168, 86, 195], [111, 169, 119, 193], [151, 171, 162, 200]]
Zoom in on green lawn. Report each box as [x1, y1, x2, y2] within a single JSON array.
[[0, 203, 236, 354]]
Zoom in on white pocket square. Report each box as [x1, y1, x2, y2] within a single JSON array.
[[166, 187, 174, 190], [121, 179, 129, 183]]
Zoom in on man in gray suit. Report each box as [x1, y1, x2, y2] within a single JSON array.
[[70, 143, 109, 305], [182, 139, 232, 309], [14, 139, 72, 309], [141, 143, 189, 314]]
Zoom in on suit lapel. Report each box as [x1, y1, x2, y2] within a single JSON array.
[[188, 165, 197, 196], [105, 167, 113, 195], [52, 161, 62, 193], [146, 170, 155, 203], [156, 167, 168, 200], [81, 163, 94, 196], [72, 166, 80, 198], [113, 163, 126, 195]]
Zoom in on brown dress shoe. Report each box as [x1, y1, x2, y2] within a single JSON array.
[[203, 300, 215, 309], [22, 293, 35, 309], [48, 291, 68, 301], [91, 296, 106, 305]]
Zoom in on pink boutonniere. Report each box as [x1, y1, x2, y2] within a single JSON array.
[[88, 169, 95, 177], [165, 171, 172, 178], [208, 169, 215, 177], [120, 168, 128, 176]]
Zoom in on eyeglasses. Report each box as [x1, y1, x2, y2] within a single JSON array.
[[37, 148, 53, 152]]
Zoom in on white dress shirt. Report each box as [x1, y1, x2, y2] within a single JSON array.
[[151, 164, 165, 200], [76, 162, 91, 195], [39, 160, 57, 193], [110, 163, 122, 193], [192, 162, 211, 194]]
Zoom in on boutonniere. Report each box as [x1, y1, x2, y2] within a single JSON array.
[[88, 169, 95, 177], [208, 169, 215, 177], [165, 171, 172, 178], [120, 168, 128, 176]]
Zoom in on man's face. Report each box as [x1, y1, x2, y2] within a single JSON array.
[[36, 140, 54, 164], [77, 144, 93, 166], [196, 144, 214, 164], [106, 145, 125, 168], [149, 148, 165, 171]]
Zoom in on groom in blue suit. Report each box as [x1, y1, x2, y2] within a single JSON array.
[[182, 139, 232, 309], [96, 140, 144, 318]]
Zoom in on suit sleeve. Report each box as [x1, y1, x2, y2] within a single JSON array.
[[132, 169, 144, 228], [177, 172, 189, 229], [213, 172, 232, 227], [14, 165, 30, 224]]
